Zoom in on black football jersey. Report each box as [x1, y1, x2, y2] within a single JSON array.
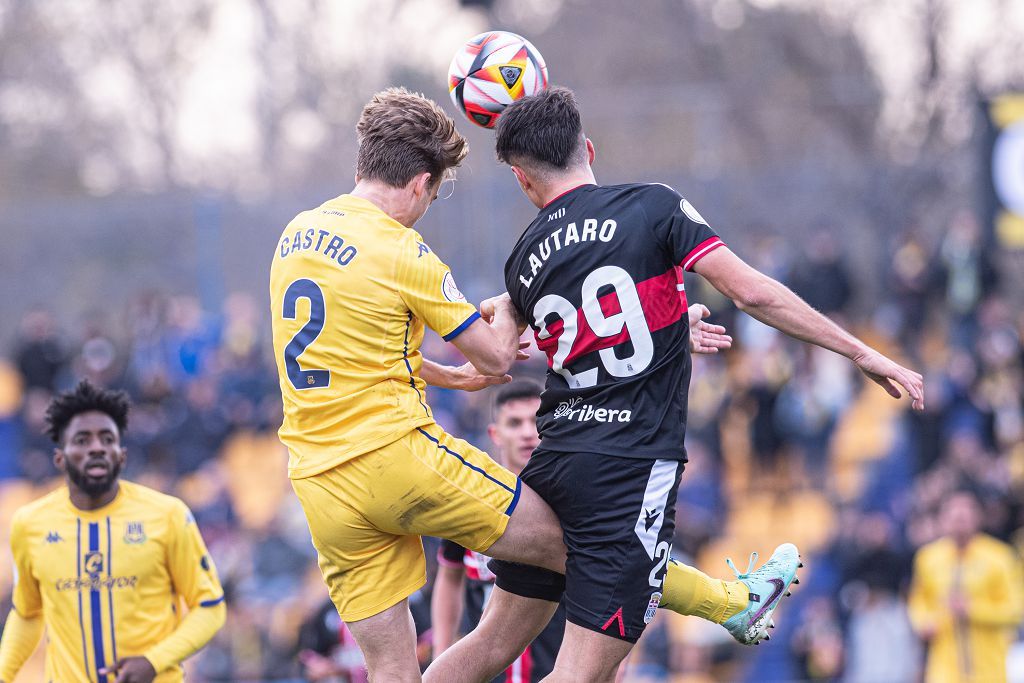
[[504, 183, 724, 461]]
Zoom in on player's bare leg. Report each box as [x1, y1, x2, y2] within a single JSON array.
[[424, 586, 558, 683], [542, 623, 633, 683], [345, 598, 421, 682], [484, 483, 567, 573]]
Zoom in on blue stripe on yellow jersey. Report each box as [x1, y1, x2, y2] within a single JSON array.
[[5, 481, 223, 682]]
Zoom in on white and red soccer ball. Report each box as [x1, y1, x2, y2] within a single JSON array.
[[448, 30, 549, 129]]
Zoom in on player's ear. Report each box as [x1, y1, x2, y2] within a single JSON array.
[[411, 172, 433, 198], [53, 448, 66, 472], [511, 166, 530, 192], [585, 138, 596, 166], [487, 424, 500, 448]]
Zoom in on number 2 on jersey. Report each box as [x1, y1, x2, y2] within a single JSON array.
[[282, 278, 331, 390], [533, 265, 654, 388]]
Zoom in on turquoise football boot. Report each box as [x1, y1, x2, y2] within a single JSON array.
[[722, 543, 802, 645]]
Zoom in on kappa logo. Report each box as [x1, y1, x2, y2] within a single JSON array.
[[124, 521, 147, 544], [644, 591, 662, 624], [643, 508, 661, 531], [417, 242, 431, 258], [45, 531, 64, 544]]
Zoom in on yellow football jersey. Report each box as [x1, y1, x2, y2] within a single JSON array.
[[908, 534, 1024, 683], [6, 481, 223, 683], [270, 194, 479, 479]]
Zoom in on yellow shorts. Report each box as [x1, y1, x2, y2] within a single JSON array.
[[290, 423, 521, 621]]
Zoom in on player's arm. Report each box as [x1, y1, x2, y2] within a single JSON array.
[[963, 548, 1024, 627], [0, 611, 44, 683], [431, 542, 468, 658], [693, 247, 924, 409], [907, 549, 948, 639], [398, 240, 520, 377], [448, 300, 521, 377], [421, 340, 531, 392], [0, 511, 45, 683], [108, 503, 226, 679]]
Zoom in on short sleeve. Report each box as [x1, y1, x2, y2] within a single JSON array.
[[438, 540, 467, 568], [645, 185, 725, 271], [9, 511, 42, 618], [395, 234, 480, 341], [166, 502, 224, 610]]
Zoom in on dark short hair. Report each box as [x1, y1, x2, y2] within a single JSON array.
[[494, 379, 543, 413], [45, 380, 129, 444], [356, 87, 468, 187], [495, 86, 586, 170]]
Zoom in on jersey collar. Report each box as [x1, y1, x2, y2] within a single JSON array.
[[542, 183, 595, 208]]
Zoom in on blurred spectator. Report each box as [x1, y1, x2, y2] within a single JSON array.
[[935, 211, 999, 346], [13, 309, 66, 391], [788, 230, 853, 317], [907, 490, 1024, 683]]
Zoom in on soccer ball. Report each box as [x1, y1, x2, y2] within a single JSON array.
[[448, 30, 549, 129]]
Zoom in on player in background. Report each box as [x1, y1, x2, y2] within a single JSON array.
[[273, 86, 801, 683], [425, 87, 926, 683], [431, 380, 567, 683], [0, 380, 226, 683], [908, 490, 1023, 683]]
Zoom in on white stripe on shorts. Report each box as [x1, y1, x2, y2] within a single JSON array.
[[633, 459, 679, 560]]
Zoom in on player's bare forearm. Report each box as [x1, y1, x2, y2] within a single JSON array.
[[695, 247, 924, 409], [739, 276, 865, 358], [452, 305, 521, 376], [0, 610, 44, 682], [421, 358, 513, 391]]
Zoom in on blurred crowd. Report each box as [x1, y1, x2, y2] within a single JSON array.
[[0, 208, 1022, 682]]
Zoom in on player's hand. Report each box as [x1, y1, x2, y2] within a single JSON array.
[[851, 348, 925, 410], [687, 304, 732, 354], [453, 362, 512, 391], [99, 656, 157, 683], [451, 341, 530, 391], [480, 292, 513, 323]]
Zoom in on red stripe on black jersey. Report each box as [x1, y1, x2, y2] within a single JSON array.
[[533, 266, 686, 368], [682, 236, 725, 271]]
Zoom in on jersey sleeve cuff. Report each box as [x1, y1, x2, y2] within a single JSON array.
[[442, 311, 480, 342], [682, 237, 725, 271]]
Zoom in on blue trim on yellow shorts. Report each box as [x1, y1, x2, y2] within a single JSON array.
[[415, 427, 517, 497], [443, 311, 481, 342], [505, 477, 522, 516]]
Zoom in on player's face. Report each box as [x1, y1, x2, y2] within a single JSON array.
[[488, 397, 541, 474], [55, 411, 125, 498], [941, 493, 981, 543]]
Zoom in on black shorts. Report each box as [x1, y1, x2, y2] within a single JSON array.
[[491, 449, 684, 643]]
